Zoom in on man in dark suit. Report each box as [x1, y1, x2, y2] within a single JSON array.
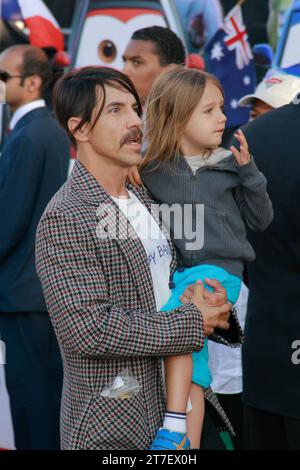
[[0, 45, 70, 449], [235, 98, 300, 449]]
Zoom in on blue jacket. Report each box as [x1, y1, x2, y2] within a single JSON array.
[[0, 107, 70, 312]]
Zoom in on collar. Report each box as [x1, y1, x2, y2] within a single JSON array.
[[69, 160, 177, 279], [10, 99, 46, 130], [184, 148, 232, 166], [177, 149, 236, 172], [69, 160, 146, 207]]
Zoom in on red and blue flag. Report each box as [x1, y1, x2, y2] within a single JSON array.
[[1, 0, 64, 52]]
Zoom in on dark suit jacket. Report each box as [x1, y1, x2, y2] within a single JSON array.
[[235, 102, 300, 418], [0, 106, 70, 313]]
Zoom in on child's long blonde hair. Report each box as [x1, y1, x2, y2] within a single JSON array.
[[142, 66, 224, 169]]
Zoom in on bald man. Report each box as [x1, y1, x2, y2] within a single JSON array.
[[0, 45, 70, 449]]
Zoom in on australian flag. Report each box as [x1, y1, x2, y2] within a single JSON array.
[[205, 5, 256, 127]]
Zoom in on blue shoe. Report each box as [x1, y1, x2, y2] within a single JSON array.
[[149, 428, 190, 450]]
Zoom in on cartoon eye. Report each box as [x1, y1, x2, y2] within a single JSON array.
[[98, 40, 117, 63], [74, 8, 166, 69]]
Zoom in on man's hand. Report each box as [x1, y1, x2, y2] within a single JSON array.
[[128, 165, 142, 187], [181, 279, 232, 336], [180, 278, 226, 306]]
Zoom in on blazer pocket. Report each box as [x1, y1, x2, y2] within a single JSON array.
[[83, 392, 150, 450]]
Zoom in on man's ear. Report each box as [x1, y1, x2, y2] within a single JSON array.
[[68, 117, 89, 143], [25, 74, 42, 95]]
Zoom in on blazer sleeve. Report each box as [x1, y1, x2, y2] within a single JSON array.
[[35, 211, 205, 359], [0, 134, 43, 262], [209, 307, 243, 346]]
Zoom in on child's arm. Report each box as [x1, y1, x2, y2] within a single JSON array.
[[230, 129, 274, 231]]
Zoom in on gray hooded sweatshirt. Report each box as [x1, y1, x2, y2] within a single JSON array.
[[141, 150, 273, 279]]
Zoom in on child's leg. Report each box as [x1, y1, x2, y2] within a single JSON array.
[[186, 383, 205, 449], [164, 354, 192, 413], [149, 354, 192, 450]]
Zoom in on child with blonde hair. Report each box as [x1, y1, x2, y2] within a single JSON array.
[[139, 67, 273, 450]]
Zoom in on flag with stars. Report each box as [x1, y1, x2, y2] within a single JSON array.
[[204, 4, 256, 127]]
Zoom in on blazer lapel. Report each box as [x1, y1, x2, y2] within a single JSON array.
[[13, 107, 51, 133], [70, 161, 159, 312]]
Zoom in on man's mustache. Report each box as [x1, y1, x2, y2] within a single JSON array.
[[120, 128, 143, 147]]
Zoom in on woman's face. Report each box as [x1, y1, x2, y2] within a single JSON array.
[[180, 81, 227, 156]]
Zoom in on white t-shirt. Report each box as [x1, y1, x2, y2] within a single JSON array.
[[111, 190, 171, 311], [208, 282, 249, 394]]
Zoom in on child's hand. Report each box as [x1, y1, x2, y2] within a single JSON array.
[[230, 129, 251, 166], [180, 278, 227, 307], [189, 281, 232, 336]]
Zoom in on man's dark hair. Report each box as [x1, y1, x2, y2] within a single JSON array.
[[53, 66, 142, 146], [20, 46, 52, 95], [131, 26, 186, 66]]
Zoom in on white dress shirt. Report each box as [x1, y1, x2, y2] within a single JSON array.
[[9, 99, 46, 130]]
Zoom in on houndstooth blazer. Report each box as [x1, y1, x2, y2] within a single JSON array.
[[36, 161, 241, 449]]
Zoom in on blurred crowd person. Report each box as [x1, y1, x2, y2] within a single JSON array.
[[0, 45, 70, 449], [238, 72, 300, 119], [122, 26, 186, 109], [231, 88, 300, 451]]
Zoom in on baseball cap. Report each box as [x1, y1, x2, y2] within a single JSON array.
[[238, 73, 300, 108]]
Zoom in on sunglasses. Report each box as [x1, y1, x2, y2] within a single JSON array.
[[0, 70, 30, 83]]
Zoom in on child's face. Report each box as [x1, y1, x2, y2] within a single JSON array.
[[180, 81, 227, 156]]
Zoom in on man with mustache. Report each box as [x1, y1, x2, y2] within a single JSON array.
[[35, 66, 241, 450]]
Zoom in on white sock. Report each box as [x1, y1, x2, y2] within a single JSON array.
[[163, 411, 187, 434]]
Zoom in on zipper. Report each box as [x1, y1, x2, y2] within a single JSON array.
[[183, 157, 225, 179]]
